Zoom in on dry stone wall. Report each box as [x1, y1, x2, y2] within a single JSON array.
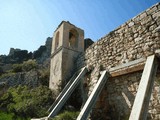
[[149, 71, 160, 119], [75, 2, 160, 120], [91, 70, 160, 120], [91, 71, 142, 120], [77, 2, 160, 70]]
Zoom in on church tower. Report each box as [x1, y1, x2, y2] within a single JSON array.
[[49, 21, 84, 94]]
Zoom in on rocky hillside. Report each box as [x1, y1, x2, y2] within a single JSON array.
[[0, 37, 94, 119], [0, 37, 55, 119], [0, 37, 52, 90], [0, 37, 94, 89]]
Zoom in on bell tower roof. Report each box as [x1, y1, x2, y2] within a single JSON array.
[[54, 21, 83, 33]]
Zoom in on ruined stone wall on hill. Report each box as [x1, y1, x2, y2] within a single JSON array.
[[77, 3, 160, 70], [76, 1, 160, 99], [76, 3, 160, 120]]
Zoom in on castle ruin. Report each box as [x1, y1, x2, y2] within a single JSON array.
[[49, 3, 160, 120]]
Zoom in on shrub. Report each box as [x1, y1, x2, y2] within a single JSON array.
[[0, 111, 14, 120], [0, 72, 15, 79], [53, 111, 79, 120], [11, 59, 38, 73], [39, 68, 50, 86], [0, 110, 30, 120], [0, 85, 53, 118], [22, 59, 37, 72], [12, 64, 23, 72]]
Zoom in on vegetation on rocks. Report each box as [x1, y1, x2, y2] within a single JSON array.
[[0, 38, 53, 119], [38, 68, 50, 86], [12, 59, 37, 73], [0, 85, 53, 118]]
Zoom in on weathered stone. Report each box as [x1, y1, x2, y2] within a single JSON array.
[[152, 11, 160, 19], [115, 79, 119, 83], [155, 26, 160, 32], [139, 12, 147, 19], [133, 33, 138, 38], [149, 24, 158, 31], [137, 48, 143, 53], [134, 37, 142, 42], [128, 21, 135, 27], [141, 16, 152, 25], [146, 6, 157, 15]]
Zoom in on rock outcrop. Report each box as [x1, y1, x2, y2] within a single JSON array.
[[0, 37, 52, 72], [33, 37, 52, 63], [0, 37, 52, 91]]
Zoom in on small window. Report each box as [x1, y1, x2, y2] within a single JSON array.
[[55, 31, 59, 50]]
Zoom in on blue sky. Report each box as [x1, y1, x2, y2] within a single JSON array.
[[0, 0, 159, 55]]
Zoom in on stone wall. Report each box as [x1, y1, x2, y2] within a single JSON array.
[[91, 71, 141, 120], [91, 70, 160, 120], [77, 2, 160, 70], [75, 2, 160, 120], [150, 70, 160, 120]]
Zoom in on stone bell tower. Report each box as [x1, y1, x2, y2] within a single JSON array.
[[49, 21, 84, 94]]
